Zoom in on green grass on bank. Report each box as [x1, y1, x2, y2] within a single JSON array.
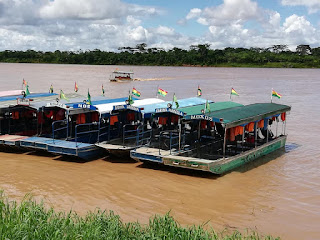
[[0, 191, 279, 240]]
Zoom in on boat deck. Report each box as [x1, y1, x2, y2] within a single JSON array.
[[130, 147, 179, 163], [0, 134, 29, 146], [0, 135, 101, 159]]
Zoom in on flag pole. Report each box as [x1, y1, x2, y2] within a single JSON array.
[[271, 88, 273, 103], [156, 85, 159, 98], [230, 88, 232, 101]]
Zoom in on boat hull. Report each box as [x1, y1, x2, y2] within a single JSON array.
[[132, 136, 287, 175]]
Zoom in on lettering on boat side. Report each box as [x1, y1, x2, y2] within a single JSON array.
[[46, 102, 67, 108], [155, 108, 184, 116], [73, 104, 97, 110], [17, 98, 30, 106], [113, 105, 141, 112], [190, 115, 213, 121]]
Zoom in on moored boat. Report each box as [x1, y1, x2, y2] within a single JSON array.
[[131, 102, 291, 174]]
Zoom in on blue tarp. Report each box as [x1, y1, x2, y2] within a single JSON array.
[[0, 93, 58, 102]]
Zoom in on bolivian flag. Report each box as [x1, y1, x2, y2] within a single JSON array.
[[272, 89, 282, 99], [74, 82, 79, 92], [197, 85, 202, 97], [158, 88, 168, 97], [132, 87, 141, 97], [231, 88, 239, 96]]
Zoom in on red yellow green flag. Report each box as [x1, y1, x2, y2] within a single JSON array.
[[23, 79, 27, 86], [197, 85, 202, 97], [74, 82, 79, 92], [132, 87, 141, 97], [231, 88, 239, 96], [157, 88, 168, 97], [272, 89, 282, 99]]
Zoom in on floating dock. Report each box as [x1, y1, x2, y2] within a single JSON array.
[[0, 135, 102, 159]]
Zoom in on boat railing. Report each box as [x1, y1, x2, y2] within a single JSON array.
[[179, 137, 224, 160], [122, 124, 141, 146], [98, 124, 110, 142], [52, 119, 68, 143], [75, 122, 100, 147], [135, 124, 153, 148], [158, 130, 185, 155]]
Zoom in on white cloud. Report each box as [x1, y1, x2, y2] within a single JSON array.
[[186, 8, 202, 20], [281, 0, 320, 14], [183, 0, 320, 49]]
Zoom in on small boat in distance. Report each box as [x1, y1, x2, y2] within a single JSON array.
[[110, 70, 134, 82]]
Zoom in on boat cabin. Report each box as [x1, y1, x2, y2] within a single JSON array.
[[109, 71, 134, 82]]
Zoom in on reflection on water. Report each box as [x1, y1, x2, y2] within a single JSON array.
[[0, 63, 320, 240]]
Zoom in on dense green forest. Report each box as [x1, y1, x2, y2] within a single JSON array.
[[1, 43, 320, 68]]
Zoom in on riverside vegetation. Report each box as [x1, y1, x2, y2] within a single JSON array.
[[0, 191, 279, 240], [0, 43, 320, 68]]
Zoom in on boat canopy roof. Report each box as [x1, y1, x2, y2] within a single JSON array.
[[181, 101, 243, 117], [0, 90, 24, 98], [0, 92, 58, 102], [145, 97, 209, 117], [99, 98, 164, 115], [0, 93, 62, 112], [112, 71, 134, 74], [203, 103, 291, 128]]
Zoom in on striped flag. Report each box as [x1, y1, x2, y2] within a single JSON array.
[[197, 85, 202, 97], [231, 88, 239, 96], [49, 84, 54, 93], [74, 82, 79, 92], [157, 88, 168, 97], [132, 87, 141, 97], [23, 79, 27, 86], [272, 89, 282, 99]]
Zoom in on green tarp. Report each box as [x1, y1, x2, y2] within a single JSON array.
[[179, 101, 243, 116], [204, 103, 291, 128]]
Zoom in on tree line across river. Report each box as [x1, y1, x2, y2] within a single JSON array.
[[1, 43, 320, 68]]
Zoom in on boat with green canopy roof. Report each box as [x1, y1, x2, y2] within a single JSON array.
[[131, 102, 291, 174]]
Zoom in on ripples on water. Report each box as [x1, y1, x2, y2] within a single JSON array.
[[0, 63, 320, 239]]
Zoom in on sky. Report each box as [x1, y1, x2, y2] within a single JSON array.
[[0, 0, 320, 51]]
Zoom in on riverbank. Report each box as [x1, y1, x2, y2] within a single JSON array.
[[1, 47, 320, 69], [0, 191, 278, 240]]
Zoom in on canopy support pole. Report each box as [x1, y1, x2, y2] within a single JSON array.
[[266, 122, 269, 143], [284, 116, 287, 135], [223, 127, 227, 158], [242, 126, 245, 152], [254, 122, 257, 147]]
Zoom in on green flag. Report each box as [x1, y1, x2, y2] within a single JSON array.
[[25, 85, 30, 96], [205, 100, 210, 113], [49, 84, 53, 93], [60, 90, 69, 101], [128, 93, 134, 105], [173, 93, 179, 108], [87, 89, 92, 105]]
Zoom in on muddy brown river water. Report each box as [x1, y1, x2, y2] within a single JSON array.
[[0, 63, 319, 239]]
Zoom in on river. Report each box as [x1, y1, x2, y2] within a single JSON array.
[[0, 63, 319, 239]]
